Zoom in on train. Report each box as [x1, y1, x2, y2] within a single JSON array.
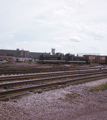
[[38, 53, 107, 64]]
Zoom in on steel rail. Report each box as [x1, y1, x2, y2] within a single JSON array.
[[0, 65, 104, 75], [0, 67, 106, 82], [0, 72, 106, 97], [0, 70, 107, 88]]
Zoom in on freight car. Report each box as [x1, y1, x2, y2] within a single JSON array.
[[83, 55, 107, 64]]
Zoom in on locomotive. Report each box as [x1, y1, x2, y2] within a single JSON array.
[[38, 53, 107, 64], [39, 53, 65, 64], [38, 53, 86, 64], [64, 53, 86, 64]]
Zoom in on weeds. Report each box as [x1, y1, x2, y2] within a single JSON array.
[[90, 83, 107, 91]]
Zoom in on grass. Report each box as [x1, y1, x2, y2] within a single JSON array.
[[90, 82, 107, 91]]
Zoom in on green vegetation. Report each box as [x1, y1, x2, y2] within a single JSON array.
[[90, 83, 107, 91]]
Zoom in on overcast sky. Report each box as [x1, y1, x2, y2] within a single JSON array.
[[0, 0, 107, 55]]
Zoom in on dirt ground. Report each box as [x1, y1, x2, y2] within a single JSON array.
[[0, 78, 107, 120], [0, 62, 79, 68]]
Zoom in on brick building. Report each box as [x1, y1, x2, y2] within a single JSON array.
[[0, 49, 50, 59]]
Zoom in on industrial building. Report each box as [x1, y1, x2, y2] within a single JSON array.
[[0, 49, 50, 59]]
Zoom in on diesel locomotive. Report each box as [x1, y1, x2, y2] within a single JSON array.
[[38, 53, 107, 64], [38, 53, 86, 64]]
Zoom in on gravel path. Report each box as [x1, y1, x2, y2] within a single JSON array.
[[0, 78, 107, 120]]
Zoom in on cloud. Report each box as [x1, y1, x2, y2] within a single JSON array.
[[90, 33, 105, 41], [50, 6, 75, 18], [69, 36, 80, 42], [0, 0, 107, 55], [9, 34, 14, 37], [16, 41, 28, 45]]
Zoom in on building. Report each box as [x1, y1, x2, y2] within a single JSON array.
[[0, 48, 50, 59], [0, 56, 16, 62], [0, 49, 29, 58]]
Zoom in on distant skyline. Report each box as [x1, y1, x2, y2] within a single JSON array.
[[0, 0, 107, 55]]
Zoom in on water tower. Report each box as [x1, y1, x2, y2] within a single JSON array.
[[51, 48, 55, 55]]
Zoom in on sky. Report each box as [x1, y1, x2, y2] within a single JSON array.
[[0, 0, 107, 55]]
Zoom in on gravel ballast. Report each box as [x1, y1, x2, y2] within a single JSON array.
[[0, 78, 107, 120]]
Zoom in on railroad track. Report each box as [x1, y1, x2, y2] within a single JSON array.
[[0, 68, 103, 83], [0, 64, 104, 75], [0, 68, 107, 101]]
